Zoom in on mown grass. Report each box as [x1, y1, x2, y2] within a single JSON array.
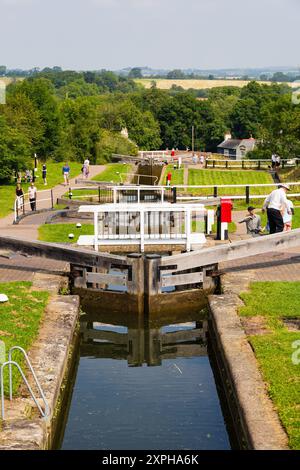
[[239, 282, 300, 450], [164, 165, 184, 185], [92, 163, 132, 183], [38, 223, 94, 243], [0, 161, 82, 219], [187, 169, 274, 196], [0, 282, 49, 396]]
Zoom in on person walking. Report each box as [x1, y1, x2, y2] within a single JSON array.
[[239, 206, 263, 237], [166, 171, 172, 187], [28, 182, 37, 211], [283, 199, 294, 232], [271, 153, 277, 169], [62, 162, 70, 186], [15, 184, 24, 211], [83, 158, 90, 179], [262, 184, 291, 234], [42, 163, 47, 185]]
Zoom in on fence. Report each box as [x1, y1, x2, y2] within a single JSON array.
[[205, 158, 300, 170], [14, 189, 54, 223], [63, 181, 300, 206], [173, 182, 300, 204]]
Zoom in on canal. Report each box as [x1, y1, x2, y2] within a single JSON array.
[[55, 306, 232, 450]]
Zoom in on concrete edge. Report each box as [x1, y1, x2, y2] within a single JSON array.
[[208, 272, 290, 450], [0, 272, 80, 450], [14, 208, 54, 225]]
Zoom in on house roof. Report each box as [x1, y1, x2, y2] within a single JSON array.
[[218, 138, 256, 150]]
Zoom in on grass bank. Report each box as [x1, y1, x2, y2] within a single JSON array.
[[239, 282, 300, 450], [0, 282, 49, 395], [38, 223, 93, 244], [92, 163, 132, 183], [187, 169, 274, 196]]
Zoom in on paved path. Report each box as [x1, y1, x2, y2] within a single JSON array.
[[0, 165, 105, 240], [222, 210, 300, 281], [0, 165, 104, 283]]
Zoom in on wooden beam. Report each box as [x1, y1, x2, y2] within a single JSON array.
[[161, 229, 300, 271], [161, 271, 203, 287], [86, 271, 127, 286], [0, 235, 127, 268]]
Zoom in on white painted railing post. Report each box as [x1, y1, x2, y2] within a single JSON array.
[[94, 212, 99, 251], [186, 208, 191, 252]]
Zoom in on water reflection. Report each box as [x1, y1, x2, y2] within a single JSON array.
[[81, 313, 207, 368], [59, 309, 230, 450]]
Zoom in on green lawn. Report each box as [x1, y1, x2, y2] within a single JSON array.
[[239, 282, 300, 450], [0, 282, 49, 396], [38, 223, 94, 243], [0, 161, 82, 219], [187, 170, 274, 197], [164, 165, 184, 186], [92, 163, 132, 183]]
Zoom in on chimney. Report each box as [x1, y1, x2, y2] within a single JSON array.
[[224, 131, 232, 141]]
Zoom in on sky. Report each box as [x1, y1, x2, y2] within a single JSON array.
[[0, 0, 299, 71]]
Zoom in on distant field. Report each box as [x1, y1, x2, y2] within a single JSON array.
[[135, 78, 299, 90], [0, 77, 23, 86]]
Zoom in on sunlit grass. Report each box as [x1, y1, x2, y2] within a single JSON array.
[[0, 282, 49, 395], [239, 282, 300, 450]]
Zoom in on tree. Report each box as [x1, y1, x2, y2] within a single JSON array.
[[128, 68, 143, 79], [167, 69, 186, 79], [0, 114, 32, 181]]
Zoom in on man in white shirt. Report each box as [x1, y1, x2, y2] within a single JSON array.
[[283, 199, 294, 232], [262, 184, 291, 234], [28, 182, 37, 211]]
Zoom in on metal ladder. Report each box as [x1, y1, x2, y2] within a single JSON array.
[[0, 346, 50, 420]]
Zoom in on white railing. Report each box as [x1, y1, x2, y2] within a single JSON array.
[[77, 204, 214, 252], [14, 189, 54, 223], [1, 346, 50, 421], [138, 151, 168, 158]]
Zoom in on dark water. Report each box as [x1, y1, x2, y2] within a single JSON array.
[[58, 309, 231, 450]]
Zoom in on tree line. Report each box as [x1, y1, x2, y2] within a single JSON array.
[[0, 69, 300, 182]]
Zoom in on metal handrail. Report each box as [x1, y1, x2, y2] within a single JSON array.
[[0, 346, 50, 420]]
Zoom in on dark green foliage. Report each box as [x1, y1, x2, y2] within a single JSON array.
[[0, 71, 299, 182]]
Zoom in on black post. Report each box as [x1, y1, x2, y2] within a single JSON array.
[[51, 189, 54, 209], [98, 186, 101, 203], [242, 160, 245, 169], [246, 186, 250, 205], [214, 186, 218, 198], [213, 160, 215, 169], [226, 161, 228, 169], [68, 188, 72, 200], [282, 160, 285, 169], [172, 186, 177, 204], [205, 159, 208, 168], [258, 160, 261, 170]]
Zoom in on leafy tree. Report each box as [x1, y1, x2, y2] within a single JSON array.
[[128, 68, 143, 79]]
